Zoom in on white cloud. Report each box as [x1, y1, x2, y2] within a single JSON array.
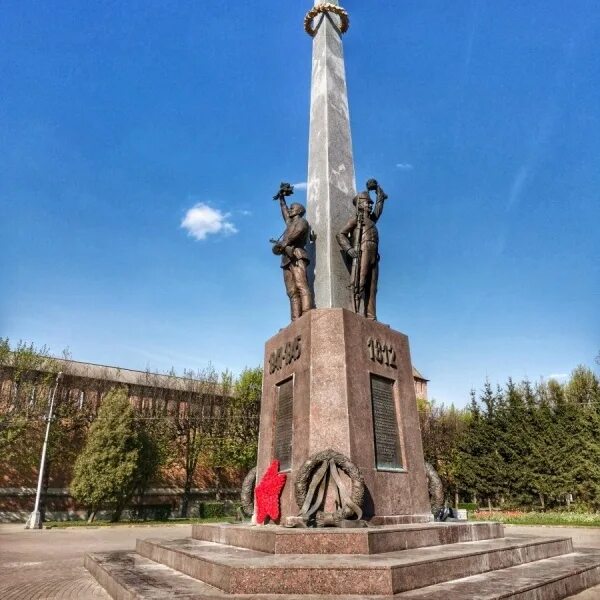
[[181, 203, 237, 241], [293, 181, 308, 191], [396, 163, 414, 171]]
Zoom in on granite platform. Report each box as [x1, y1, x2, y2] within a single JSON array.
[[192, 521, 503, 554], [85, 522, 600, 599]]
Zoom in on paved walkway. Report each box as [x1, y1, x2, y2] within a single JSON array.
[[0, 522, 598, 599], [0, 523, 191, 599]]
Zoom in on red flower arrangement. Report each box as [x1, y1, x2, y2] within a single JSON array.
[[255, 460, 287, 524]]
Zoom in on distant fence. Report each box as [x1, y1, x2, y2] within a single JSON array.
[[0, 487, 240, 522]]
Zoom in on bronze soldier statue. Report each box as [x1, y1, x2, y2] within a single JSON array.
[[271, 183, 313, 321], [336, 179, 388, 320]]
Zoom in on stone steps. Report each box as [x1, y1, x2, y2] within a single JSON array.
[[132, 535, 573, 595], [396, 550, 600, 599], [84, 551, 222, 599], [85, 547, 600, 600], [192, 522, 504, 555]]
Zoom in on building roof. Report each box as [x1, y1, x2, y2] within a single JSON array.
[[56, 358, 183, 388], [412, 366, 429, 382], [6, 354, 429, 390], [4, 355, 218, 393]]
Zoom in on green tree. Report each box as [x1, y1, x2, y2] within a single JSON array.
[[71, 387, 143, 522], [134, 415, 172, 505], [526, 381, 561, 509], [452, 385, 505, 509], [451, 366, 600, 511], [418, 397, 468, 503], [565, 366, 600, 407], [204, 367, 261, 500], [0, 339, 60, 484], [226, 366, 261, 469], [498, 379, 538, 505]]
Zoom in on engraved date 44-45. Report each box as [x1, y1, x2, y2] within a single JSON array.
[[367, 337, 397, 369], [269, 336, 302, 374]]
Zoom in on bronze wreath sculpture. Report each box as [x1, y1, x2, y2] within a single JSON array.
[[425, 462, 444, 511], [295, 449, 365, 526], [240, 467, 257, 518], [304, 3, 350, 37], [425, 461, 446, 520]]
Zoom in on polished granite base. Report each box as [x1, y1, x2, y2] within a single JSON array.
[[85, 522, 600, 599]]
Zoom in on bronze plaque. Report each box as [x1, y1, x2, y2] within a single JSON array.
[[371, 375, 403, 471], [274, 378, 293, 471]]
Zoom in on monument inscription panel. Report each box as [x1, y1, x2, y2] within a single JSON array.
[[274, 378, 293, 471], [370, 374, 403, 471]]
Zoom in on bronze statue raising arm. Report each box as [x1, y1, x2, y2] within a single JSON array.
[[336, 179, 388, 320], [270, 182, 313, 321]]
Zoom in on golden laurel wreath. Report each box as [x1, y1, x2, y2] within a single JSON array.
[[304, 3, 350, 37]]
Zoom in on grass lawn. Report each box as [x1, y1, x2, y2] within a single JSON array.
[[44, 516, 237, 528], [470, 510, 600, 527]]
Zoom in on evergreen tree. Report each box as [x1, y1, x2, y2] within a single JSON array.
[[451, 391, 479, 501], [526, 381, 559, 509], [562, 367, 600, 507], [452, 387, 504, 508], [71, 387, 142, 522], [506, 380, 537, 504], [134, 415, 171, 505], [447, 366, 600, 510]]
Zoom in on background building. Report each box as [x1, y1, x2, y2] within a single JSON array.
[[0, 355, 426, 521]]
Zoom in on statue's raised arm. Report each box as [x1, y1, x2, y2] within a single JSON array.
[[366, 178, 388, 223], [273, 182, 294, 225]]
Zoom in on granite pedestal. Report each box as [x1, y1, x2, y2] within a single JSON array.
[[258, 308, 431, 524]]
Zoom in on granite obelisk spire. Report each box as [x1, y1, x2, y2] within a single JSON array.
[[306, 1, 356, 310]]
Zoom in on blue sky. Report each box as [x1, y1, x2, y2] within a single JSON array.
[[1, 1, 598, 406]]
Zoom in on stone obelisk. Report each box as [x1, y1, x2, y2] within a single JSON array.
[[306, 0, 356, 310]]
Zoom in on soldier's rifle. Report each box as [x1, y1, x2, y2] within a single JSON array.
[[349, 202, 364, 314]]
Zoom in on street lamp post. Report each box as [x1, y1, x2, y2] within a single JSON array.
[[25, 371, 63, 530]]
